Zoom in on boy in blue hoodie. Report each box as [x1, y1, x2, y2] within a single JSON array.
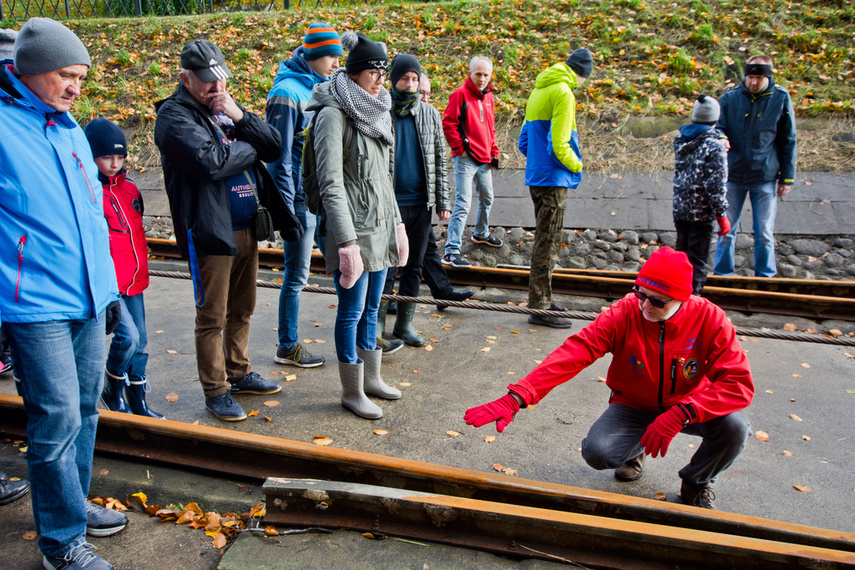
[[265, 23, 342, 369], [672, 95, 730, 295]]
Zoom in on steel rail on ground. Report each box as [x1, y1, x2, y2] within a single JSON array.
[[1, 395, 854, 568]]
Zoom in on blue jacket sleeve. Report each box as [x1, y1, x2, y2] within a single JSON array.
[[266, 93, 302, 212], [518, 121, 528, 157]]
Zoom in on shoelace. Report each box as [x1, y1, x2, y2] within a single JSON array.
[[60, 542, 98, 565], [693, 488, 716, 508]]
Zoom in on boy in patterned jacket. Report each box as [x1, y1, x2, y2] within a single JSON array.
[[85, 118, 163, 419], [672, 95, 730, 294]]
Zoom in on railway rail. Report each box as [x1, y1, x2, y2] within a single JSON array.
[[147, 238, 855, 321], [1, 395, 853, 568]]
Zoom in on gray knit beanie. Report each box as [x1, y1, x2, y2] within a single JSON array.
[[13, 18, 91, 75], [0, 29, 17, 60], [691, 94, 720, 124], [565, 48, 593, 79]]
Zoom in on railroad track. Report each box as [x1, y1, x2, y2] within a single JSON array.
[[1, 395, 853, 569], [147, 238, 855, 321]]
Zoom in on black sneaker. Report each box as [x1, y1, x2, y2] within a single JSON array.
[[229, 371, 282, 395], [43, 543, 113, 570], [376, 336, 404, 355], [85, 501, 128, 537], [471, 234, 503, 247], [0, 472, 29, 505], [205, 393, 247, 422], [442, 253, 471, 268], [275, 344, 325, 368]]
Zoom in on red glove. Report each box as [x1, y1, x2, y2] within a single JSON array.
[[464, 394, 520, 433], [640, 407, 687, 458], [716, 215, 731, 237]]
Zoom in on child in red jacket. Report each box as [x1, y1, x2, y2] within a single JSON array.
[[85, 118, 163, 418]]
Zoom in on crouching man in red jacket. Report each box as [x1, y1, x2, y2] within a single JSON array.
[[465, 247, 753, 510]]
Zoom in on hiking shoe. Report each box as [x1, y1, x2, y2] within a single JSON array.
[[436, 288, 474, 311], [85, 501, 128, 537], [0, 471, 29, 505], [442, 253, 471, 268], [275, 344, 325, 368], [230, 371, 282, 395], [205, 392, 247, 421], [43, 543, 113, 570], [528, 313, 573, 329], [680, 481, 717, 510], [614, 453, 645, 482], [376, 336, 404, 356], [471, 234, 503, 247]]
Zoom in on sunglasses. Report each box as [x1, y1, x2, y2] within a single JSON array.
[[632, 285, 672, 309]]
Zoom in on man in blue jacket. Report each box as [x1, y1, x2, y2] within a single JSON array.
[[266, 23, 342, 369], [713, 55, 796, 278], [518, 48, 593, 329], [1, 18, 124, 570]]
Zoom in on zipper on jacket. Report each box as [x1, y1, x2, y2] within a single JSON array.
[[16, 235, 26, 302], [72, 152, 97, 204], [657, 322, 666, 411]]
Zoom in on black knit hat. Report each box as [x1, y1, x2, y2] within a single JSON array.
[[390, 54, 421, 87], [566, 48, 593, 79], [84, 118, 127, 158], [341, 31, 388, 73]]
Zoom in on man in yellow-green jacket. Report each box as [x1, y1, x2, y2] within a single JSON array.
[[519, 48, 593, 328]]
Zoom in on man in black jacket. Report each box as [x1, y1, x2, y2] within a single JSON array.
[[713, 54, 796, 278], [155, 40, 297, 421]]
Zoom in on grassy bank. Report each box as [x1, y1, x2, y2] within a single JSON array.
[[10, 0, 851, 171]]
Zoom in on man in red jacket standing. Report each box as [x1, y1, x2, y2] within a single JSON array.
[[441, 56, 501, 269], [465, 247, 754, 510]]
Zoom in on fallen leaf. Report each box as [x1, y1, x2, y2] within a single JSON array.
[[828, 329, 843, 337], [654, 492, 667, 501], [303, 339, 313, 344], [502, 467, 519, 476], [793, 485, 811, 493], [783, 450, 793, 456], [412, 370, 420, 374], [792, 374, 802, 378], [480, 347, 491, 352], [765, 390, 773, 394], [429, 338, 439, 343], [755, 430, 770, 442], [506, 371, 515, 375], [805, 328, 818, 335], [285, 374, 297, 382], [783, 323, 798, 331], [166, 349, 178, 354], [511, 330, 519, 334], [789, 398, 797, 402], [802, 435, 811, 440], [264, 525, 279, 536], [373, 430, 388, 435], [248, 409, 259, 417], [485, 436, 495, 443], [790, 414, 803, 422], [23, 530, 38, 540], [263, 400, 280, 407], [486, 340, 496, 344], [313, 436, 333, 446], [399, 382, 411, 387], [270, 371, 278, 375], [99, 469, 109, 476], [800, 363, 811, 369], [597, 376, 607, 383], [155, 330, 164, 334], [314, 339, 327, 344], [165, 392, 179, 402], [264, 416, 273, 422], [212, 532, 227, 549], [492, 463, 504, 472], [424, 345, 434, 351], [446, 431, 460, 437]]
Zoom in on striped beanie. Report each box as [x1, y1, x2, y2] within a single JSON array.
[[303, 23, 343, 61]]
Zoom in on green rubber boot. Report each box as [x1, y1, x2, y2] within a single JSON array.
[[393, 303, 425, 347]]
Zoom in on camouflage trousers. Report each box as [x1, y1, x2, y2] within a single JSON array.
[[528, 185, 568, 309]]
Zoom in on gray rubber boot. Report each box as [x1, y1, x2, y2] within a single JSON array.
[[393, 303, 425, 347], [357, 347, 402, 400], [339, 360, 382, 419]]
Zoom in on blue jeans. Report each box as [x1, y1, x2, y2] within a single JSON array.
[[5, 313, 106, 557], [581, 403, 750, 486], [278, 200, 318, 350], [445, 155, 494, 255], [713, 181, 778, 277], [333, 268, 387, 363], [105, 294, 148, 381]]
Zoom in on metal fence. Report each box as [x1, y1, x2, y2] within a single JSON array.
[[0, 0, 288, 21]]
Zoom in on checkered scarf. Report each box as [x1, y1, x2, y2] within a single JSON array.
[[330, 68, 393, 146]]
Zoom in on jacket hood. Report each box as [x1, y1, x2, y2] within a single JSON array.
[[305, 80, 341, 113], [273, 47, 327, 90], [534, 63, 579, 90], [674, 124, 718, 156], [1, 62, 77, 128]]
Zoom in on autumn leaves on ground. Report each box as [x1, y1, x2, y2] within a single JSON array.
[[53, 0, 855, 173]]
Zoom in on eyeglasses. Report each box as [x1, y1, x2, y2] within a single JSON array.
[[418, 89, 431, 99], [632, 285, 672, 309], [368, 70, 389, 82]]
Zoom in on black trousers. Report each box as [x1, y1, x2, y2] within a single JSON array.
[[674, 219, 714, 294], [384, 205, 432, 297]]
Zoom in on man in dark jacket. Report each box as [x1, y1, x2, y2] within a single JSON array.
[[155, 39, 294, 422], [713, 55, 796, 278]]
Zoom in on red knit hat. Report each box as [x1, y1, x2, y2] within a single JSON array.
[[635, 247, 693, 301]]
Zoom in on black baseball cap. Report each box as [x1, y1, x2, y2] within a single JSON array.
[[180, 39, 232, 83]]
